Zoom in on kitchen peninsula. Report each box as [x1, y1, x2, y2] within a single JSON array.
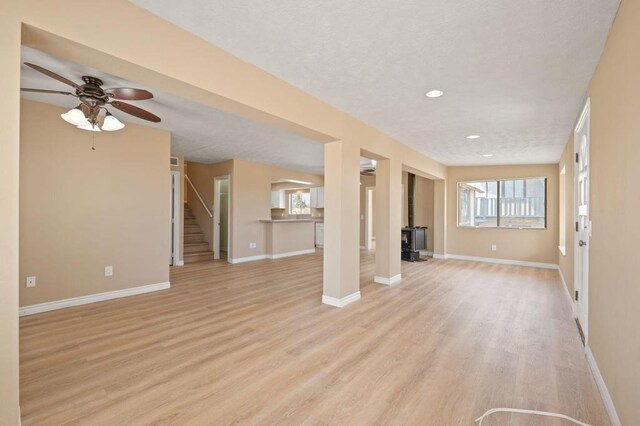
[[260, 219, 317, 258]]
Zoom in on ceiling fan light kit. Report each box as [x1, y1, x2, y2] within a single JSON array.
[[21, 62, 160, 133]]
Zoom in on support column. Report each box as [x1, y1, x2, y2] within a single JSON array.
[[433, 179, 447, 258], [0, 1, 22, 424], [374, 158, 403, 285], [322, 140, 361, 307]]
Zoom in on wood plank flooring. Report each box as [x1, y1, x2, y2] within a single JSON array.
[[20, 252, 609, 425]]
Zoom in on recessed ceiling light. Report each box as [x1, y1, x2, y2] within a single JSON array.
[[466, 135, 481, 140], [482, 154, 494, 158], [425, 90, 444, 98]]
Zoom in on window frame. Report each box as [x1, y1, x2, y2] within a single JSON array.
[[456, 176, 548, 230]]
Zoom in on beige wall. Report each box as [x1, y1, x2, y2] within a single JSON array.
[[0, 1, 20, 423], [19, 100, 171, 307], [446, 164, 559, 264], [580, 0, 640, 422], [359, 174, 376, 247], [558, 138, 575, 299], [231, 160, 323, 260], [414, 176, 435, 252], [186, 159, 322, 260]]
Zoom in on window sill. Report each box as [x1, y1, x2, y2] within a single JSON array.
[[558, 246, 567, 256]]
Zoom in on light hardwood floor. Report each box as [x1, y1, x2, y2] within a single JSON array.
[[20, 252, 608, 425]]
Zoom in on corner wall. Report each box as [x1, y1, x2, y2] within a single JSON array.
[[0, 1, 21, 423], [446, 164, 559, 265], [19, 100, 171, 307], [582, 0, 640, 422]]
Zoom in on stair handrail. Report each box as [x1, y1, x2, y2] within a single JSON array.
[[185, 174, 213, 218]]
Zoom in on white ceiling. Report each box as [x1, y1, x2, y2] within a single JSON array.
[[20, 47, 324, 174], [131, 0, 619, 166]]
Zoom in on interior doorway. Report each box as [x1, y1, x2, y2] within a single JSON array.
[[170, 171, 182, 266], [365, 187, 376, 250], [213, 175, 230, 260], [574, 98, 591, 344]]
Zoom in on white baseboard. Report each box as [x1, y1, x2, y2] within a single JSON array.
[[174, 260, 184, 266], [269, 249, 315, 259], [374, 274, 402, 285], [436, 253, 558, 270], [19, 281, 171, 316], [586, 346, 622, 426], [558, 267, 576, 317], [322, 291, 361, 308], [228, 254, 269, 264], [229, 249, 316, 264]]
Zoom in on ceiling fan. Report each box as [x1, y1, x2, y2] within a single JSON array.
[[21, 62, 161, 132]]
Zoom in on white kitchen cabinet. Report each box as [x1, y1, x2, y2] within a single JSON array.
[[310, 187, 324, 208], [315, 222, 324, 247], [270, 190, 286, 209]]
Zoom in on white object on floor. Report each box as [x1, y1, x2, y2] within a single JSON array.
[[475, 408, 592, 426]]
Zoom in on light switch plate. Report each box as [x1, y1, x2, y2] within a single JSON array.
[[26, 276, 36, 288], [491, 244, 497, 251], [105, 266, 113, 277]]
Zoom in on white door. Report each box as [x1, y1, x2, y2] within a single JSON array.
[[214, 176, 230, 260], [574, 99, 590, 344]]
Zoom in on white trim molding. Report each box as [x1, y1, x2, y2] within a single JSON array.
[[229, 249, 316, 264], [558, 267, 576, 317], [174, 260, 185, 266], [433, 253, 558, 270], [270, 249, 315, 259], [586, 346, 622, 426], [322, 291, 361, 308], [374, 274, 402, 286], [19, 281, 171, 316]]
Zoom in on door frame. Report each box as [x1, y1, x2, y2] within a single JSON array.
[[213, 175, 231, 260], [365, 186, 375, 250], [170, 171, 182, 266], [573, 98, 590, 344]]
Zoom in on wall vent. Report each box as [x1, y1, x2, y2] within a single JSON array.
[[170, 156, 179, 166]]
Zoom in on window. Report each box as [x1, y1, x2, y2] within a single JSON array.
[[288, 192, 311, 215], [457, 177, 546, 229]]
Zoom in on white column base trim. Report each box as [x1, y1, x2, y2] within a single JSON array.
[[19, 281, 171, 316], [322, 291, 361, 308], [558, 267, 576, 317], [229, 249, 316, 264], [374, 274, 402, 285], [586, 346, 622, 426], [434, 253, 558, 270], [174, 260, 185, 266]]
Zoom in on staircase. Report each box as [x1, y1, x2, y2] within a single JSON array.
[[183, 205, 215, 263]]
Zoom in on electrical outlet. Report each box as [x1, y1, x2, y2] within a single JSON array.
[[491, 244, 497, 251], [26, 276, 36, 288], [104, 266, 113, 277]]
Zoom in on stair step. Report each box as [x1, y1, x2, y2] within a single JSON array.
[[184, 218, 198, 225], [184, 242, 210, 253], [184, 233, 205, 243], [184, 251, 215, 264]]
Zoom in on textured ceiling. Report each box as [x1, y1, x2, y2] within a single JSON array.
[[131, 0, 619, 166], [20, 47, 324, 174]]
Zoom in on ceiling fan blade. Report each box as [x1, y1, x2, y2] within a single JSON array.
[[105, 88, 154, 101], [110, 100, 161, 123], [24, 63, 82, 91], [21, 88, 76, 96]]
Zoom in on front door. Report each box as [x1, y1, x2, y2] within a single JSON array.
[[574, 99, 590, 344]]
